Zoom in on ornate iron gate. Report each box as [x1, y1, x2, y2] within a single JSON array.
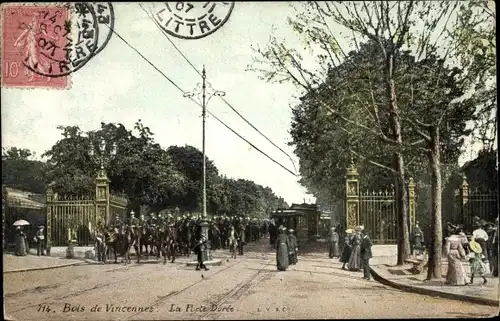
[[453, 177, 498, 232], [345, 162, 416, 244], [46, 170, 128, 247]]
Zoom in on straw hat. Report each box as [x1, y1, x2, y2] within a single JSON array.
[[469, 240, 482, 254], [345, 228, 354, 234], [355, 226, 363, 232]]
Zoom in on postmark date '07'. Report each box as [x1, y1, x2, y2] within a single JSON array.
[[152, 2, 235, 40]]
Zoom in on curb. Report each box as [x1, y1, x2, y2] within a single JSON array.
[[370, 267, 499, 307], [4, 261, 85, 274]]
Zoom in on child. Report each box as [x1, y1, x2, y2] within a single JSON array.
[[468, 240, 487, 285]]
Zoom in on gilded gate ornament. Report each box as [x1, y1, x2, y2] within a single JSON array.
[[98, 187, 106, 200], [347, 182, 357, 196], [347, 203, 358, 229]]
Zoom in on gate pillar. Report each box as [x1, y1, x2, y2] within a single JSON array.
[[345, 159, 360, 230], [460, 176, 469, 230], [409, 177, 416, 233], [95, 169, 110, 225], [45, 187, 54, 252]]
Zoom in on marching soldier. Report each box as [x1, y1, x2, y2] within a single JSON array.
[[139, 214, 146, 228], [34, 226, 46, 256], [129, 211, 139, 227], [114, 214, 123, 229], [193, 235, 210, 271]]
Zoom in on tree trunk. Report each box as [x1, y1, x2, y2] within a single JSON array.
[[394, 153, 411, 265], [385, 52, 410, 265], [426, 126, 443, 280]]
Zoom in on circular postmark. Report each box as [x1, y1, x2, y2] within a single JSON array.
[[89, 2, 115, 56], [151, 2, 235, 40], [20, 2, 99, 78]]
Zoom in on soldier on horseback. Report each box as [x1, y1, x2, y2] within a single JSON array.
[[129, 211, 139, 227], [114, 214, 123, 229]]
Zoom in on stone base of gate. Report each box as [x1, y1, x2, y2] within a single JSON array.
[[186, 259, 223, 267]]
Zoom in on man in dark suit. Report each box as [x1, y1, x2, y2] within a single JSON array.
[[35, 226, 46, 256], [193, 235, 209, 271], [360, 229, 373, 280]]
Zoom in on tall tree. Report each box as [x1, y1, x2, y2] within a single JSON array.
[[42, 121, 184, 211], [450, 1, 496, 151], [165, 145, 219, 213], [249, 0, 475, 266], [399, 53, 475, 279]]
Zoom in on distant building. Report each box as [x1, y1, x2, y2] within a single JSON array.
[[3, 186, 46, 249]]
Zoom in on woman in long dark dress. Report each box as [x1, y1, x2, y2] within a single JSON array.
[[340, 232, 353, 269], [15, 226, 28, 256], [276, 227, 290, 271], [348, 229, 362, 271]]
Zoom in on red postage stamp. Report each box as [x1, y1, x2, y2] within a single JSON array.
[[1, 4, 70, 89]]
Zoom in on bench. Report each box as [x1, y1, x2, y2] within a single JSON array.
[[405, 258, 427, 274]]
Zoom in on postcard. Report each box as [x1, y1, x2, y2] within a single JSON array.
[[2, 2, 498, 320]]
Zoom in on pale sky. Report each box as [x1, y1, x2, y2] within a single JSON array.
[[1, 2, 492, 205], [1, 2, 316, 205]]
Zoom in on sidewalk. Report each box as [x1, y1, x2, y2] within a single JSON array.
[[3, 253, 84, 273], [370, 256, 499, 306]]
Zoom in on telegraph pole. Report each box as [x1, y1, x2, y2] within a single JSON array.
[[202, 66, 207, 220], [184, 66, 225, 262]]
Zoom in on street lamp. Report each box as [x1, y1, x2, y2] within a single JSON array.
[[184, 66, 225, 261], [89, 136, 117, 173], [89, 134, 117, 226]]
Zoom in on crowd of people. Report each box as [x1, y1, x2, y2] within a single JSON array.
[[11, 211, 498, 286], [443, 217, 498, 286], [326, 225, 373, 280], [13, 225, 46, 257]]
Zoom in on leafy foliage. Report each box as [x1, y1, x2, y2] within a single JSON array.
[[2, 147, 46, 194], [5, 120, 289, 217]]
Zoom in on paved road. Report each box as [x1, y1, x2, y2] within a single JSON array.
[[4, 240, 497, 320]]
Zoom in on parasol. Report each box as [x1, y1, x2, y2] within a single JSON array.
[[13, 219, 30, 226]]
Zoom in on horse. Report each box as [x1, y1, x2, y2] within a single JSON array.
[[93, 230, 107, 262], [104, 227, 120, 263], [161, 225, 178, 264], [152, 224, 164, 261], [140, 224, 155, 258], [210, 225, 222, 251], [105, 226, 139, 264], [179, 220, 193, 257]]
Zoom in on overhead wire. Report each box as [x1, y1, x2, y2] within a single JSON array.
[[139, 3, 299, 175], [101, 23, 298, 177]]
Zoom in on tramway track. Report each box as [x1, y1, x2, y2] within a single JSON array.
[[196, 260, 275, 320], [7, 265, 133, 314], [125, 258, 246, 320]]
